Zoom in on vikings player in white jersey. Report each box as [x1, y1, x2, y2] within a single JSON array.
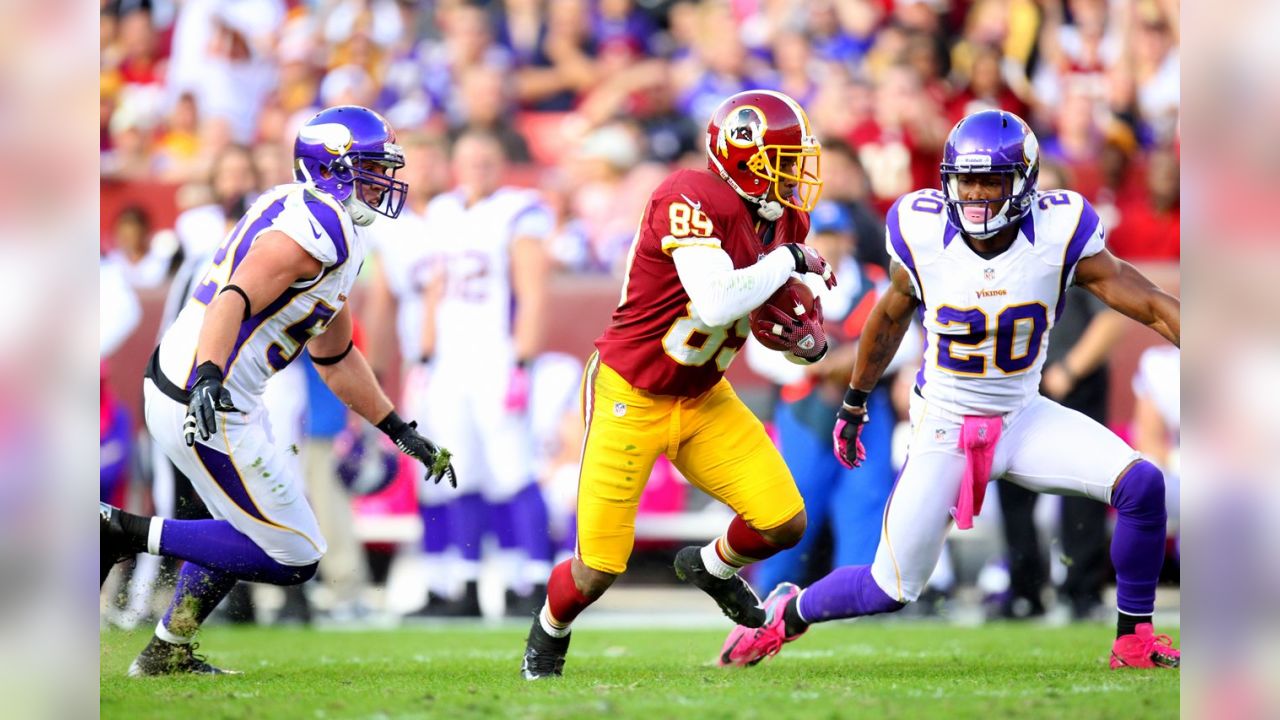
[[418, 130, 554, 616], [720, 110, 1181, 671], [99, 106, 457, 676]]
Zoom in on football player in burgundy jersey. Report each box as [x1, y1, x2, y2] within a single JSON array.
[[522, 90, 837, 679]]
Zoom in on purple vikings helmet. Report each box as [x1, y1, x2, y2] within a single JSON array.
[[940, 109, 1039, 239], [333, 426, 400, 497], [293, 105, 407, 224]]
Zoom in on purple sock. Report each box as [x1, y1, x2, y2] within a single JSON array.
[[508, 483, 553, 563], [419, 503, 451, 555], [1110, 460, 1167, 615], [159, 519, 318, 585], [797, 564, 905, 623], [450, 494, 486, 563], [159, 562, 237, 638]]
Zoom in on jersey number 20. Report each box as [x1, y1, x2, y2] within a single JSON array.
[[936, 302, 1048, 375]]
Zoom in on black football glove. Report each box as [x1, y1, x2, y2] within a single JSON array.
[[184, 362, 241, 446], [377, 411, 457, 488], [782, 243, 837, 289]]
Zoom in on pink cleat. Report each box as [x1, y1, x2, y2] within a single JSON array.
[[1109, 623, 1180, 669], [718, 583, 805, 667]]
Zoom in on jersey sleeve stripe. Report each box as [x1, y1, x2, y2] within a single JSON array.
[[660, 235, 723, 254], [303, 191, 351, 267], [886, 197, 924, 300], [1054, 201, 1100, 320]]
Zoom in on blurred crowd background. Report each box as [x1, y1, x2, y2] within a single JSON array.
[[101, 0, 1180, 272], [99, 0, 1182, 637]]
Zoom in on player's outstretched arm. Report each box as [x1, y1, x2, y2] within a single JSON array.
[[184, 231, 324, 445], [848, 262, 922, 393], [671, 245, 798, 327], [833, 263, 920, 468], [310, 306, 456, 486], [1073, 249, 1180, 347]]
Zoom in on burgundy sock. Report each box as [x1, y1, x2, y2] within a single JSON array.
[[717, 515, 783, 566], [545, 559, 593, 627]]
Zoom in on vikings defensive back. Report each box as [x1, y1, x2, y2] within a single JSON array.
[[720, 110, 1181, 671], [100, 106, 457, 676]]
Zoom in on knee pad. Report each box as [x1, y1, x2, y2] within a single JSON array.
[[1112, 460, 1166, 526]]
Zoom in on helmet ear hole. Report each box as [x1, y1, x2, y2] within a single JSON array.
[[737, 161, 749, 171]]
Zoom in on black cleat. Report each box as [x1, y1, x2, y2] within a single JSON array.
[[127, 636, 241, 677], [673, 546, 765, 628], [100, 502, 135, 588], [520, 615, 570, 680]]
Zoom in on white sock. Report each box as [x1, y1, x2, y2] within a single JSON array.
[[700, 541, 738, 580], [539, 603, 570, 638], [793, 589, 809, 623], [154, 620, 193, 645], [146, 517, 164, 555]]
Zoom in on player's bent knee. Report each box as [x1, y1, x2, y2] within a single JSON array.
[[279, 561, 319, 586], [759, 510, 807, 549], [1112, 460, 1166, 524], [570, 557, 617, 599]]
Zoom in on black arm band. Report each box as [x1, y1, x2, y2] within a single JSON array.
[[311, 340, 354, 366], [376, 410, 409, 437], [219, 284, 252, 321], [843, 387, 870, 408], [783, 244, 804, 272], [194, 361, 224, 383]]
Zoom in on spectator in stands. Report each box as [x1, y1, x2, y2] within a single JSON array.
[[1107, 145, 1180, 261], [945, 42, 1029, 125], [813, 139, 888, 271], [514, 0, 599, 111], [802, 0, 880, 69], [105, 206, 175, 290], [447, 65, 533, 163], [1130, 5, 1179, 146], [848, 63, 948, 214]]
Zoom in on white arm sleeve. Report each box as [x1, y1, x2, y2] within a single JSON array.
[[671, 245, 795, 328]]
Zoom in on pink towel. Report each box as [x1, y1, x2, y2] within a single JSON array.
[[952, 416, 1003, 530]]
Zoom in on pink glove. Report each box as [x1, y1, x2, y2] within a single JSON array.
[[504, 362, 531, 414], [832, 387, 870, 469]]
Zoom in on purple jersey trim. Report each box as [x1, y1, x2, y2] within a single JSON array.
[[191, 197, 288, 305], [192, 442, 272, 525], [942, 223, 959, 248], [1020, 211, 1036, 246], [886, 196, 924, 296], [912, 305, 928, 390], [303, 190, 351, 267], [1054, 200, 1100, 321]]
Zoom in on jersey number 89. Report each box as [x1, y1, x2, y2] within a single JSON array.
[[662, 303, 749, 371]]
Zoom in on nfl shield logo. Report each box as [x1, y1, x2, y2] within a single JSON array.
[[935, 428, 946, 441], [984, 267, 995, 282], [613, 402, 627, 417]]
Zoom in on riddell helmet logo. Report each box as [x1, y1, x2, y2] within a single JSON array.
[[718, 105, 767, 156]]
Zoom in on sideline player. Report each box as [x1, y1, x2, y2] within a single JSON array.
[[416, 129, 555, 617], [719, 110, 1181, 671], [521, 90, 836, 679], [99, 106, 457, 675]]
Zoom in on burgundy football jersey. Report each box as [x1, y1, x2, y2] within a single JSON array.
[[595, 168, 810, 397]]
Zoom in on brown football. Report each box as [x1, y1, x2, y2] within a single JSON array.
[[749, 278, 825, 355]]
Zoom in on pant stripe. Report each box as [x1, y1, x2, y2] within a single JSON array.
[[191, 440, 322, 554], [572, 352, 602, 562]]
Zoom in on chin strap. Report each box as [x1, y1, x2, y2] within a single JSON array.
[[756, 200, 784, 221], [343, 195, 376, 226]]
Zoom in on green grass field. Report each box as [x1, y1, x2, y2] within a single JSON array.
[[100, 622, 1178, 720]]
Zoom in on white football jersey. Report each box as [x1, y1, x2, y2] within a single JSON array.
[[424, 187, 552, 367], [366, 207, 438, 363], [887, 187, 1105, 416], [157, 183, 367, 414]]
